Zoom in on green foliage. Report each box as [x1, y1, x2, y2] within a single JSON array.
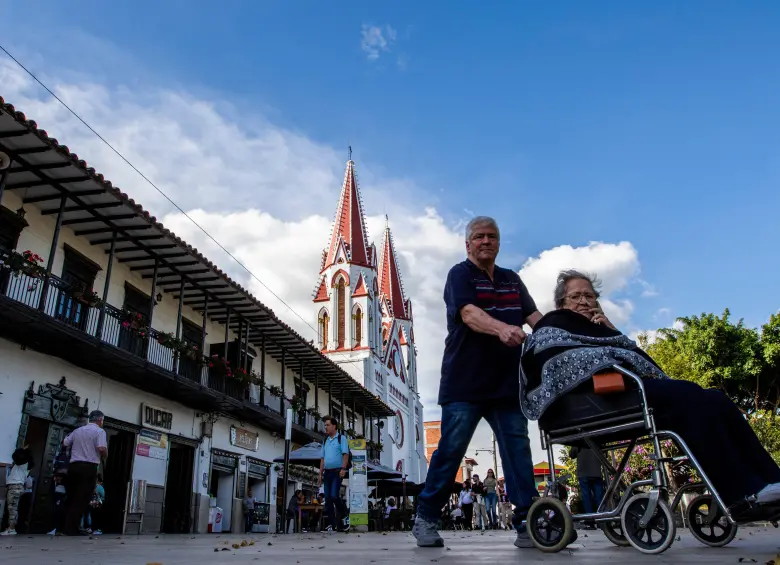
[[642, 308, 780, 462]]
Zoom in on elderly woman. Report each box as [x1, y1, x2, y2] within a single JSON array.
[[520, 269, 780, 513]]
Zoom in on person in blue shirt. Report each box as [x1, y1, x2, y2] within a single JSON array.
[[413, 216, 543, 550], [318, 415, 350, 532]]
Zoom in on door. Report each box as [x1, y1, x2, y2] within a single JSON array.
[[118, 284, 150, 358], [162, 442, 195, 533], [56, 247, 98, 331], [178, 319, 202, 383], [28, 421, 70, 534], [101, 429, 136, 533]]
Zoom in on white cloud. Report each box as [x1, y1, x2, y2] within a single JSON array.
[[361, 24, 397, 61], [0, 54, 650, 479], [518, 241, 641, 327]]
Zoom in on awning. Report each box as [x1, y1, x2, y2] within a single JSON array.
[[273, 441, 322, 468]]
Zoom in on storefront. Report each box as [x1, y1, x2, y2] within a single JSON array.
[[209, 448, 240, 532], [10, 378, 137, 535], [245, 457, 271, 533]]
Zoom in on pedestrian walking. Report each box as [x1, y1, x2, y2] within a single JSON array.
[[317, 416, 350, 533], [570, 446, 605, 528], [483, 469, 498, 528], [412, 216, 544, 549], [470, 474, 489, 530], [62, 410, 107, 536]]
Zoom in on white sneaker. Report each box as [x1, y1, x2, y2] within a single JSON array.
[[0, 529, 17, 536], [756, 483, 780, 505], [47, 529, 57, 535]]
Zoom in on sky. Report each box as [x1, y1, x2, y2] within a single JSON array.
[[1, 1, 779, 474]]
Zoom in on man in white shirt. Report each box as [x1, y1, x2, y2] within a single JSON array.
[[63, 410, 107, 536]]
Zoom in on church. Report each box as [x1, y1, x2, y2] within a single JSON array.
[[312, 158, 427, 484]]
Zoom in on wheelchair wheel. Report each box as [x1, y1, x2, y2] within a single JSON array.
[[686, 494, 738, 547], [621, 493, 676, 554], [600, 520, 630, 547], [526, 497, 574, 553]]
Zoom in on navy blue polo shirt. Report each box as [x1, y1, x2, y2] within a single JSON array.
[[439, 259, 538, 405]]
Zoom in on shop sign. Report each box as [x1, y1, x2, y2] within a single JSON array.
[[141, 403, 173, 433], [230, 426, 259, 451], [136, 428, 168, 460], [348, 439, 368, 527]]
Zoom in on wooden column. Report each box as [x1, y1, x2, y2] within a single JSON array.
[[38, 194, 67, 311], [95, 230, 116, 340], [174, 278, 185, 373]]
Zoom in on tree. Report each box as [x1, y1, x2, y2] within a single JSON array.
[[641, 309, 780, 462]]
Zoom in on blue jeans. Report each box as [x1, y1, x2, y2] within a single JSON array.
[[578, 477, 604, 514], [322, 469, 348, 528], [484, 492, 498, 526], [417, 401, 536, 532]]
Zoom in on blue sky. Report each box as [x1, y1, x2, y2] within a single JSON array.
[[7, 0, 777, 328], [2, 1, 779, 465]]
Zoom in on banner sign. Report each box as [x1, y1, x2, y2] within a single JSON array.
[[136, 429, 168, 460], [348, 439, 368, 527]]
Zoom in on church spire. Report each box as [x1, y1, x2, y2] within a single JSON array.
[[323, 158, 370, 269], [378, 219, 409, 320]]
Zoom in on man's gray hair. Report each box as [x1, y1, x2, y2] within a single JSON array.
[[89, 410, 105, 423], [465, 216, 500, 241], [554, 269, 602, 308]]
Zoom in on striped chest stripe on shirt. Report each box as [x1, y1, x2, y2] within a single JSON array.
[[474, 279, 524, 312]]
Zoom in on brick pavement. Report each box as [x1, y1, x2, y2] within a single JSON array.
[[0, 527, 778, 564]]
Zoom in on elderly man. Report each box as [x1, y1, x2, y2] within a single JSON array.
[[520, 269, 780, 516], [413, 216, 542, 549], [63, 410, 107, 536]]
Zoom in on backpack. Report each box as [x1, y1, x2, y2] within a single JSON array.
[[338, 432, 352, 469]]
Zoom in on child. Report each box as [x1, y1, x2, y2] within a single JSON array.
[[1, 446, 34, 536]]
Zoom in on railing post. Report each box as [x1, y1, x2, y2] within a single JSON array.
[[280, 349, 286, 414], [38, 194, 67, 312], [362, 408, 366, 438], [148, 259, 159, 326], [95, 230, 116, 340], [201, 292, 209, 386], [314, 372, 319, 414], [174, 278, 184, 374], [0, 162, 10, 209], [328, 380, 332, 419], [341, 388, 346, 429], [243, 320, 249, 372], [259, 335, 265, 408]]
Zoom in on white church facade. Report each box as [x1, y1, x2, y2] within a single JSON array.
[[311, 159, 427, 484]]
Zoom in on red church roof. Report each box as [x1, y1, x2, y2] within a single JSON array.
[[378, 219, 409, 320], [352, 273, 369, 297], [313, 276, 329, 302], [323, 160, 370, 269]]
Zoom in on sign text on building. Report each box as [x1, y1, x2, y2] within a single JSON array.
[[142, 403, 173, 432], [230, 426, 259, 451]]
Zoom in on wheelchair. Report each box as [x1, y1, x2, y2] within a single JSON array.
[[526, 364, 780, 555]]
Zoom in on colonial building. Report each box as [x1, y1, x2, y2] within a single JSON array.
[[312, 159, 426, 484], [0, 96, 394, 535]]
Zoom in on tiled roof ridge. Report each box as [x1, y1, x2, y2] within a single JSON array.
[[0, 95, 389, 405]]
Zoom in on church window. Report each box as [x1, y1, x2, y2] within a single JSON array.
[[318, 309, 330, 350], [353, 306, 363, 347], [336, 278, 346, 349]]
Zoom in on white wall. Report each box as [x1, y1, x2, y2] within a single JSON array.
[[0, 337, 201, 461]]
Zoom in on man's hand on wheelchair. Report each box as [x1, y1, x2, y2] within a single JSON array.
[[498, 324, 527, 347]]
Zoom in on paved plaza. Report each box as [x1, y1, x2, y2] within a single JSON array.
[[0, 527, 779, 565]]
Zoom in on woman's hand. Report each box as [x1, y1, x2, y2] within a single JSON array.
[[590, 306, 616, 329]]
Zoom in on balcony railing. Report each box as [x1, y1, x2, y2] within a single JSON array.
[[0, 257, 327, 438]]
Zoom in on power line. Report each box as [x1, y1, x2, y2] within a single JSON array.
[[0, 43, 368, 377]]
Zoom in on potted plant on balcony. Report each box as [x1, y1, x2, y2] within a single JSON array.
[[267, 385, 283, 398], [208, 355, 232, 378], [121, 310, 148, 333], [305, 407, 321, 421], [7, 250, 46, 279], [290, 395, 306, 414], [71, 281, 103, 308]]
